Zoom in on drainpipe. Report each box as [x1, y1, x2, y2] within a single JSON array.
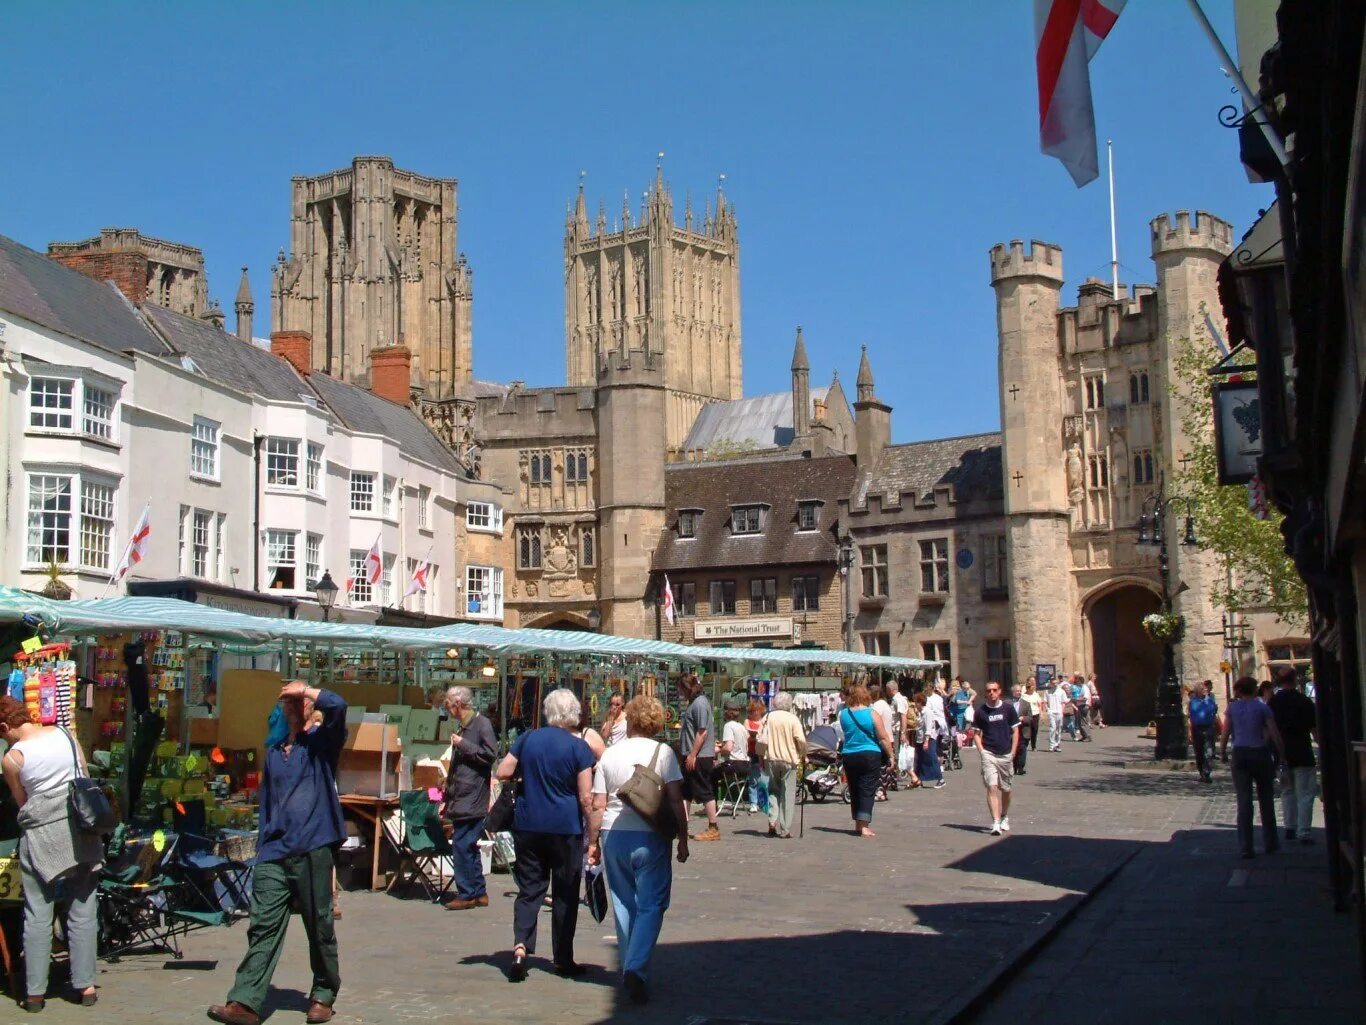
[[252, 433, 263, 592]]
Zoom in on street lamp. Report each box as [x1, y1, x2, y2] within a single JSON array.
[[586, 606, 602, 632], [1136, 490, 1198, 760], [314, 570, 339, 623], [838, 535, 856, 652]]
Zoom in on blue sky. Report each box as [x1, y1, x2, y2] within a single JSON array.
[[3, 1, 1267, 443]]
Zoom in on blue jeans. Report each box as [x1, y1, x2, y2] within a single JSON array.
[[602, 829, 672, 981], [747, 762, 770, 812], [450, 817, 487, 900]]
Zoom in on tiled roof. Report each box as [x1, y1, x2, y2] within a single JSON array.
[[854, 432, 1003, 506], [681, 388, 833, 453], [653, 454, 856, 572], [144, 304, 306, 403], [304, 372, 463, 473], [0, 233, 166, 356]]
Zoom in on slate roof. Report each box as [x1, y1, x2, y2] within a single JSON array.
[[653, 454, 857, 572], [854, 432, 1003, 507], [144, 304, 306, 403], [305, 371, 463, 473], [0, 233, 166, 356], [682, 387, 833, 452]]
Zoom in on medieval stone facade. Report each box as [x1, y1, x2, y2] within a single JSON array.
[[48, 227, 214, 323]]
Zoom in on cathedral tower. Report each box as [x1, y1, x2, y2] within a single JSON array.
[[272, 156, 474, 398], [565, 168, 741, 451], [990, 239, 1073, 679]]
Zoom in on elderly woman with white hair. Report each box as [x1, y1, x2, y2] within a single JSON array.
[[441, 685, 498, 912], [756, 692, 807, 839], [494, 688, 597, 982]]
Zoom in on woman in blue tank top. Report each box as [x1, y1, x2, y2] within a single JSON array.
[[839, 684, 894, 838]]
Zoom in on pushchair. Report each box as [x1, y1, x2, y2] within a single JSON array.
[[797, 725, 844, 804]]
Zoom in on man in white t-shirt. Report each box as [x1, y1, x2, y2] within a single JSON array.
[[1045, 679, 1068, 752], [887, 680, 909, 753]]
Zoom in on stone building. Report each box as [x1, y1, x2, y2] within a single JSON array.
[[48, 227, 214, 324]]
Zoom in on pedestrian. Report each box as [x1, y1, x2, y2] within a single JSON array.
[[209, 682, 348, 1025], [440, 685, 498, 911], [717, 701, 751, 811], [743, 698, 770, 815], [949, 677, 976, 733], [0, 696, 103, 1013], [1188, 681, 1219, 783], [1219, 676, 1286, 859], [869, 681, 895, 797], [1087, 673, 1106, 728], [971, 681, 1021, 836], [575, 703, 607, 761], [495, 688, 597, 982], [887, 679, 909, 758], [600, 691, 628, 748], [1046, 678, 1067, 752], [838, 683, 895, 838], [679, 674, 721, 842], [1069, 675, 1092, 741], [1010, 684, 1030, 776], [1267, 667, 1318, 844], [913, 693, 945, 789], [587, 695, 690, 1004], [755, 692, 807, 838], [1022, 677, 1045, 751], [899, 690, 922, 787]]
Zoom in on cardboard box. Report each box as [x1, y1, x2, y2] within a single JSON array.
[[338, 721, 402, 797]]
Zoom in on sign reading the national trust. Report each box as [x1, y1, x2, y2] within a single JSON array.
[[694, 617, 796, 642]]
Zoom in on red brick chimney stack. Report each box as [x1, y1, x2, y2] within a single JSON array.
[[370, 346, 413, 406], [270, 330, 313, 377]]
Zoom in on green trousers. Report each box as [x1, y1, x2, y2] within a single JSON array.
[[227, 846, 340, 1013]]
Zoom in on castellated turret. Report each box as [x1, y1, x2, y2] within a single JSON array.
[[990, 239, 1073, 682]]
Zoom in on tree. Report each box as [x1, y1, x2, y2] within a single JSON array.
[[1169, 334, 1307, 628]]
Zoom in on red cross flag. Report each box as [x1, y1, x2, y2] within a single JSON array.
[[111, 503, 152, 584], [1036, 0, 1127, 186], [362, 535, 383, 587], [405, 554, 431, 598], [662, 575, 676, 626]]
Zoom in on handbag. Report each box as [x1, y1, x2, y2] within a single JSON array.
[[754, 715, 771, 761], [584, 865, 609, 924], [617, 742, 677, 839], [484, 777, 518, 834], [844, 709, 890, 768], [60, 727, 118, 834]]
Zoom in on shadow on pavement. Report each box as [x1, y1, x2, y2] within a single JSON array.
[[1035, 770, 1214, 798], [943, 833, 1144, 890]]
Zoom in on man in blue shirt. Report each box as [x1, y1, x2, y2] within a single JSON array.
[[1188, 680, 1219, 783], [210, 681, 347, 1025], [972, 682, 1021, 836]]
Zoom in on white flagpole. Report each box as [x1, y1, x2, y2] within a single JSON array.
[[100, 499, 149, 599], [1107, 140, 1120, 301]]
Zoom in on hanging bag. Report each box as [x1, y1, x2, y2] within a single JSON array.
[[60, 727, 118, 833], [484, 777, 518, 834], [617, 742, 677, 839], [754, 714, 772, 761]]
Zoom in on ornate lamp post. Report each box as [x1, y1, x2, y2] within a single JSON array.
[[1137, 490, 1198, 760], [314, 570, 339, 623]]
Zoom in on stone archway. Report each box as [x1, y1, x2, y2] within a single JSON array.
[[1085, 582, 1163, 725], [522, 611, 594, 632]]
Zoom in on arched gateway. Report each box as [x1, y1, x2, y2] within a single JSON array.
[[1084, 580, 1164, 725]]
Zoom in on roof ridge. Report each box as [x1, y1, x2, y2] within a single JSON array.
[[883, 430, 1002, 449]]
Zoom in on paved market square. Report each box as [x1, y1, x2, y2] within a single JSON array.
[[19, 729, 1353, 1025]]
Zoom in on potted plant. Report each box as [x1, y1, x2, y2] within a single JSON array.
[[1141, 611, 1185, 643]]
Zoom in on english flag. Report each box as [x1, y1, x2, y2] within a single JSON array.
[[662, 575, 676, 626], [111, 504, 152, 584], [405, 554, 431, 598], [1036, 0, 1127, 186], [362, 535, 383, 587]]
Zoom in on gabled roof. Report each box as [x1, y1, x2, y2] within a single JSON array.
[[854, 432, 1003, 507], [682, 387, 836, 452], [305, 372, 462, 473], [144, 304, 306, 403], [0, 233, 166, 356], [653, 454, 856, 572]]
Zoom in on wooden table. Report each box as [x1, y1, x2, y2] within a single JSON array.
[[339, 794, 399, 892]]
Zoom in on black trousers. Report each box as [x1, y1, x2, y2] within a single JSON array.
[[1192, 725, 1215, 777], [1026, 714, 1038, 751], [1231, 748, 1278, 855], [1013, 725, 1029, 774], [511, 830, 583, 964], [844, 751, 882, 824]]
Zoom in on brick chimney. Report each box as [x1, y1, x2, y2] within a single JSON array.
[[49, 245, 149, 307], [270, 330, 312, 377], [370, 346, 413, 405]]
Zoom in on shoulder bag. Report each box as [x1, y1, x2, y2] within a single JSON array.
[[60, 727, 118, 834], [754, 714, 772, 761], [616, 742, 678, 839], [484, 777, 518, 834]]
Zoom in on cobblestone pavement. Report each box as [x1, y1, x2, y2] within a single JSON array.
[[10, 729, 1352, 1024]]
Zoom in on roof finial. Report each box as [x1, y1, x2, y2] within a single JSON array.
[[791, 326, 810, 372], [856, 344, 876, 402]]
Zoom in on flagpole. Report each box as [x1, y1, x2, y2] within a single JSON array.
[[1107, 140, 1120, 301], [100, 500, 149, 599]]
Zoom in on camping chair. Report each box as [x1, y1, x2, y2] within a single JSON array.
[[715, 760, 750, 818], [385, 789, 454, 902], [171, 799, 252, 917], [98, 832, 224, 961]]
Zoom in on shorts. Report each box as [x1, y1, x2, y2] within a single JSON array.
[[684, 756, 716, 801], [980, 750, 1014, 792]]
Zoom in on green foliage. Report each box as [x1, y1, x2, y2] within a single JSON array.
[[1169, 337, 1306, 628], [702, 437, 761, 461]]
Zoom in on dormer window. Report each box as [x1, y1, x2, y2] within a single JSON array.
[[731, 505, 765, 535], [797, 500, 822, 531], [678, 509, 701, 539]]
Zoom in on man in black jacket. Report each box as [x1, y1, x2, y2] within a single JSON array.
[[441, 686, 498, 910]]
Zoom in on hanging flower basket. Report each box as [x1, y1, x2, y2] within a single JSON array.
[[1142, 611, 1184, 643]]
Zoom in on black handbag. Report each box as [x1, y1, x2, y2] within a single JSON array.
[[484, 778, 518, 834], [60, 727, 118, 833], [585, 867, 609, 924]]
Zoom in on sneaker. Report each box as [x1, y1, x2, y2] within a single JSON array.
[[933, 780, 947, 789], [989, 821, 1002, 836], [691, 825, 721, 842], [1000, 817, 1010, 832]]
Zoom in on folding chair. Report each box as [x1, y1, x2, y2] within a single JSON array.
[[98, 833, 224, 961], [715, 760, 749, 818], [385, 789, 454, 902], [172, 799, 252, 917]]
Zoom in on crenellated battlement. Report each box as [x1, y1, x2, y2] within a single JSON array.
[[989, 239, 1065, 286], [1149, 210, 1233, 259], [597, 346, 665, 387]]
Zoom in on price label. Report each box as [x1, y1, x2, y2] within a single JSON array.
[[152, 829, 167, 853], [21, 636, 41, 654], [0, 856, 21, 904]]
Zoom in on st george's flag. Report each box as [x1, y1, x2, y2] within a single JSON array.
[[111, 503, 152, 584], [1036, 0, 1127, 186], [362, 534, 384, 587], [405, 553, 431, 598], [662, 575, 676, 626]]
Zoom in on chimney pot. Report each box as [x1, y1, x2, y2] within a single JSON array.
[[370, 345, 413, 405], [270, 330, 313, 377]]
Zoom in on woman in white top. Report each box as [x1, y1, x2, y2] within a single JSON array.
[[599, 692, 628, 747], [586, 696, 689, 1006], [1, 695, 102, 1011]]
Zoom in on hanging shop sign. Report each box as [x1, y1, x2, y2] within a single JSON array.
[[694, 616, 796, 642], [1212, 380, 1263, 485]]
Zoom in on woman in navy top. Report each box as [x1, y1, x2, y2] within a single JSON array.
[[495, 688, 597, 980], [838, 684, 895, 838], [1220, 676, 1286, 859]]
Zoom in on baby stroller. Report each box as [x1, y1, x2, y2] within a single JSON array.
[[797, 725, 843, 804]]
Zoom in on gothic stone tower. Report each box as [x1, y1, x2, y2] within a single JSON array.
[[990, 240, 1075, 681], [564, 170, 741, 452], [48, 228, 212, 321], [272, 156, 474, 399]]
